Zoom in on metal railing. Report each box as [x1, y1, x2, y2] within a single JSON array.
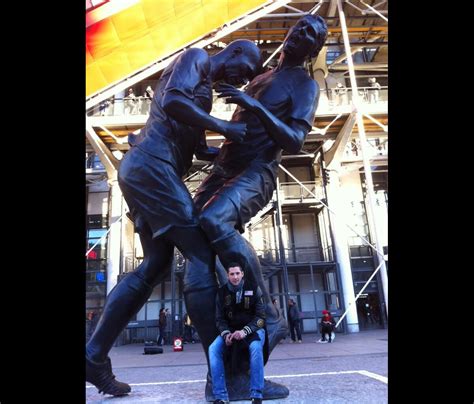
[[343, 137, 388, 160], [279, 181, 325, 202], [255, 245, 332, 264], [319, 86, 388, 111], [85, 85, 388, 119]]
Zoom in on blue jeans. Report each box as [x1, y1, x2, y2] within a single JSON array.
[[209, 328, 265, 400]]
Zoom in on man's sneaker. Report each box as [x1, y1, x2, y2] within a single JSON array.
[[213, 400, 229, 404], [298, 340, 302, 343], [251, 399, 263, 404], [86, 356, 131, 396]]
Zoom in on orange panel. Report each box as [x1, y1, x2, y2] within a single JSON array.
[[86, 0, 270, 98]]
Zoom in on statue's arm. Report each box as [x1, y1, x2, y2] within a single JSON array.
[[162, 48, 246, 142], [216, 83, 317, 154], [194, 131, 220, 162], [163, 91, 230, 133]]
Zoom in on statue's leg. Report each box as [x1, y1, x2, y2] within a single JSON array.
[[166, 226, 218, 366], [199, 197, 289, 401], [86, 229, 174, 396], [199, 197, 287, 352]]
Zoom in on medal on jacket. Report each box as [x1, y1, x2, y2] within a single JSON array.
[[225, 295, 232, 305], [244, 297, 250, 309]]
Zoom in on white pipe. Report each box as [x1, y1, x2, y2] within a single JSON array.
[[335, 260, 383, 328], [337, 0, 388, 315], [359, 0, 388, 22]]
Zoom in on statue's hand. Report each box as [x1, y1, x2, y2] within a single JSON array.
[[220, 120, 247, 143], [216, 83, 259, 112]]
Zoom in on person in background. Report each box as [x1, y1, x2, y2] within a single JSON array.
[[287, 299, 302, 343], [125, 88, 138, 114], [142, 85, 154, 115], [183, 312, 196, 343], [333, 82, 347, 106], [367, 77, 381, 103], [157, 307, 167, 346], [320, 309, 336, 343], [86, 311, 99, 343], [272, 299, 286, 343]]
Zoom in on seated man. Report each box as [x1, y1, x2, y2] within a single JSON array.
[[209, 263, 266, 404]]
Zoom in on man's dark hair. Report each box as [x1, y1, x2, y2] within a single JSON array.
[[226, 262, 242, 272]]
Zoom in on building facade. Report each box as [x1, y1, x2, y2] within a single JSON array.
[[86, 0, 388, 343]]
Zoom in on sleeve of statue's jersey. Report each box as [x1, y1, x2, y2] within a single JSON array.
[[243, 287, 266, 336], [164, 48, 210, 100], [290, 78, 319, 129]]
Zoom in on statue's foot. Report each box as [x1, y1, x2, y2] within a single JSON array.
[[205, 373, 289, 401], [86, 356, 131, 396], [266, 311, 289, 353]]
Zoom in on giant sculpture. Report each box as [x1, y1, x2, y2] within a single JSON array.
[[194, 14, 328, 400], [85, 39, 261, 396], [86, 13, 328, 401]]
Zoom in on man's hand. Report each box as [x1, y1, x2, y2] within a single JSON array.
[[231, 330, 246, 341], [216, 83, 261, 112], [225, 333, 233, 346]]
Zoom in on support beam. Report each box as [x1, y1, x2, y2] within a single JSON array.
[[86, 119, 120, 182], [329, 62, 388, 71], [106, 180, 124, 295], [337, 0, 388, 315], [322, 161, 360, 333], [323, 112, 357, 168]]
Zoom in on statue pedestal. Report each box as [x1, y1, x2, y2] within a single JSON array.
[[205, 373, 289, 402]]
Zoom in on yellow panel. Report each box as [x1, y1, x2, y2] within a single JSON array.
[[122, 34, 158, 71], [173, 0, 202, 19], [97, 51, 132, 84], [228, 0, 267, 17], [141, 0, 174, 28], [86, 63, 108, 96], [86, 0, 270, 97], [201, 0, 229, 30], [111, 4, 148, 42], [177, 8, 206, 45]]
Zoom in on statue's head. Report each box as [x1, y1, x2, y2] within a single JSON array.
[[218, 39, 262, 86], [282, 14, 328, 60]]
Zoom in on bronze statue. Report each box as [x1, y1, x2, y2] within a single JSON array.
[[193, 14, 328, 401], [85, 39, 262, 396]]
